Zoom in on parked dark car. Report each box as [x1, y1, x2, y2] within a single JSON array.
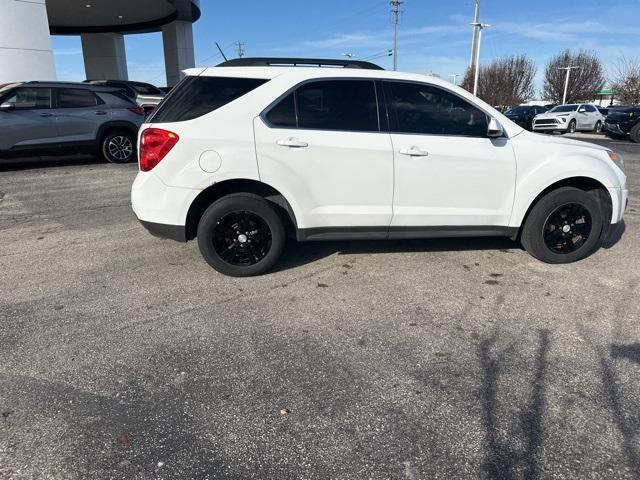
[[597, 106, 610, 118], [504, 105, 549, 130], [605, 106, 640, 143], [85, 80, 165, 114], [0, 81, 145, 162]]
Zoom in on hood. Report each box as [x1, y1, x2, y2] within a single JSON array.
[[527, 131, 608, 152]]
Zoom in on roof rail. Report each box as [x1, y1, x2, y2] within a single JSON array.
[[216, 57, 384, 70]]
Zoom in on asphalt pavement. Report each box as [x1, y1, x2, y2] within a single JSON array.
[[0, 135, 639, 479]]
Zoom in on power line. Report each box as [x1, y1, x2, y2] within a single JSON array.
[[390, 0, 403, 71]]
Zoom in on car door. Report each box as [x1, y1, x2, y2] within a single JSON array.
[[576, 104, 591, 129], [0, 87, 57, 151], [383, 81, 516, 230], [254, 79, 394, 233], [54, 88, 108, 145]]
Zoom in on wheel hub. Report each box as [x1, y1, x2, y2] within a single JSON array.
[[237, 234, 248, 243], [543, 203, 592, 254]]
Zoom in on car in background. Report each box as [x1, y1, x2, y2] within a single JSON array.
[[0, 81, 144, 163], [533, 104, 604, 134], [85, 80, 165, 114], [597, 106, 610, 120], [504, 105, 548, 130], [605, 106, 640, 143], [159, 86, 173, 94]]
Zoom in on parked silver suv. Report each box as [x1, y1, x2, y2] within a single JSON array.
[[0, 81, 145, 163]]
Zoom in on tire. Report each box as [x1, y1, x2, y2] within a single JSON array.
[[197, 194, 285, 277], [521, 187, 604, 264], [567, 119, 577, 134], [594, 120, 602, 133], [630, 123, 640, 143], [101, 129, 136, 164]]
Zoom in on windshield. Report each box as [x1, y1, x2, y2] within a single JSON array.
[[505, 106, 531, 115], [128, 81, 164, 96], [550, 104, 578, 113]]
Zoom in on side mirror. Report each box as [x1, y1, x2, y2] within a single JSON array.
[[578, 107, 586, 113], [487, 118, 504, 138], [0, 102, 14, 112]]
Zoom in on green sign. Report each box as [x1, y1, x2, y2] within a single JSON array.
[[597, 88, 613, 95]]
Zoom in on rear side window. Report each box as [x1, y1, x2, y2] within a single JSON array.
[[56, 89, 101, 108], [150, 76, 268, 123], [264, 79, 379, 132], [385, 81, 488, 137]]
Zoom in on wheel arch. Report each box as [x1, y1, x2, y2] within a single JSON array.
[[96, 121, 140, 144], [511, 176, 612, 240], [185, 179, 298, 241]]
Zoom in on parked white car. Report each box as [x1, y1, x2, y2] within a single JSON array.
[[533, 104, 604, 134], [131, 58, 627, 276]]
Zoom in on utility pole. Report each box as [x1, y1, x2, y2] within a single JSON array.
[[469, 0, 481, 69], [471, 22, 490, 96], [449, 73, 461, 86], [390, 0, 403, 71], [235, 41, 245, 58], [559, 66, 580, 104]]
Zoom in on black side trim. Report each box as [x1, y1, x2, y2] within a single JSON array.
[[139, 220, 187, 243], [297, 226, 518, 242]]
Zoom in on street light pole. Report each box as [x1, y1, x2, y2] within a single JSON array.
[[469, 0, 481, 69], [559, 66, 580, 104], [390, 1, 403, 71], [471, 22, 490, 96]]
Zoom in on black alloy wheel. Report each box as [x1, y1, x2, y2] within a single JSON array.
[[543, 203, 592, 254], [213, 211, 272, 266]]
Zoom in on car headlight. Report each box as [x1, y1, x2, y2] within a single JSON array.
[[608, 150, 625, 173]]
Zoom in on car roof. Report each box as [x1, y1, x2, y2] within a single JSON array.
[[19, 81, 124, 93]]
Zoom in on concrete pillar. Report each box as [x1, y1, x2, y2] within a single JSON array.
[[81, 33, 128, 80], [0, 0, 56, 83], [162, 20, 195, 87]]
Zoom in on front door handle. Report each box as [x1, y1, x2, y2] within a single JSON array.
[[276, 138, 308, 148], [95, 111, 107, 116], [399, 146, 429, 157], [39, 112, 53, 117]]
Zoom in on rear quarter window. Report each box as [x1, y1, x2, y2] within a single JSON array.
[[150, 76, 268, 123]]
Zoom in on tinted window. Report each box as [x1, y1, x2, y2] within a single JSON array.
[[127, 81, 164, 96], [550, 105, 578, 113], [2, 87, 51, 109], [295, 80, 378, 132], [585, 105, 598, 112], [151, 76, 268, 123], [386, 82, 488, 137], [265, 93, 296, 127], [56, 89, 99, 108]]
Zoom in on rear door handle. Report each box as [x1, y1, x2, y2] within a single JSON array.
[[95, 111, 107, 116], [276, 138, 308, 148], [399, 146, 429, 157], [39, 112, 53, 117]]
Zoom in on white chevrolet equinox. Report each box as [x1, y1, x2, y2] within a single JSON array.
[[131, 58, 628, 277]]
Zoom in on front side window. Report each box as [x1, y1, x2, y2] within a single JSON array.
[[385, 82, 488, 137], [1, 87, 51, 109], [56, 89, 100, 108]]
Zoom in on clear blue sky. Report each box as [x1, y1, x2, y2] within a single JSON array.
[[51, 0, 640, 93]]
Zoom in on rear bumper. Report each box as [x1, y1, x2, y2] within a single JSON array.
[[139, 220, 187, 242], [604, 122, 628, 136]]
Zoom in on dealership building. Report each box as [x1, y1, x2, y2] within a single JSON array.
[[0, 0, 200, 86]]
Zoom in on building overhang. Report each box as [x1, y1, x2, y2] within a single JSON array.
[[47, 0, 200, 35]]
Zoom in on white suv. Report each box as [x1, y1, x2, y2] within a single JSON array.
[[533, 104, 604, 134], [131, 58, 628, 276]]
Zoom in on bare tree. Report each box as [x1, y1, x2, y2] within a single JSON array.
[[610, 56, 640, 105], [543, 50, 605, 103], [461, 55, 536, 108]]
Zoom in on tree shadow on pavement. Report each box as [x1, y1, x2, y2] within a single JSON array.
[[478, 330, 551, 480]]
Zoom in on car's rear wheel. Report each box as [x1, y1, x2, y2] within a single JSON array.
[[630, 123, 640, 143], [101, 130, 136, 163], [197, 194, 285, 277], [594, 120, 602, 133], [521, 187, 604, 264]]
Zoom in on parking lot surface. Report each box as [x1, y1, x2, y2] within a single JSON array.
[[1, 137, 639, 479]]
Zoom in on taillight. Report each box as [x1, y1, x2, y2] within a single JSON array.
[[128, 105, 145, 116], [139, 128, 179, 172]]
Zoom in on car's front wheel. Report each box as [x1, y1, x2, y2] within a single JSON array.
[[594, 120, 602, 133], [101, 130, 136, 163], [521, 187, 604, 264], [567, 119, 577, 134], [630, 123, 640, 143], [197, 194, 286, 277]]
